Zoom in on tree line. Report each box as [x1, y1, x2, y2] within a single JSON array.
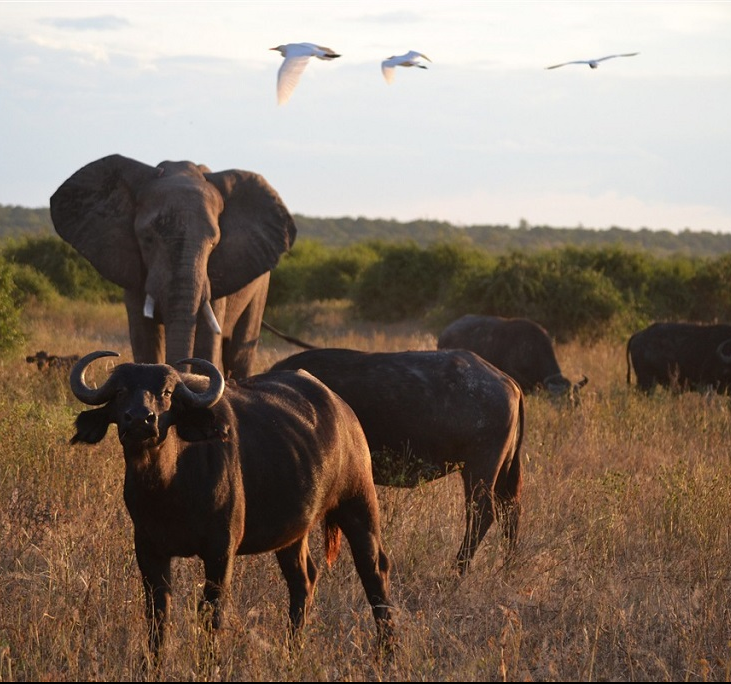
[[3, 233, 731, 354], [3, 202, 731, 257]]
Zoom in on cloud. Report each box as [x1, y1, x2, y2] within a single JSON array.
[[38, 15, 130, 32]]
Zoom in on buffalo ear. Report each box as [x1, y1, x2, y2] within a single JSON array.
[[204, 170, 297, 297], [50, 154, 160, 290], [71, 407, 112, 445], [174, 406, 227, 442]]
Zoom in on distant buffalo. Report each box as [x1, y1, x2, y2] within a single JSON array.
[[26, 350, 80, 371], [437, 315, 588, 402], [626, 322, 731, 394]]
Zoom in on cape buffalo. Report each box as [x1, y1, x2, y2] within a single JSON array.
[[626, 322, 731, 394], [26, 350, 80, 371], [269, 348, 525, 575], [437, 314, 588, 401], [69, 351, 395, 663]]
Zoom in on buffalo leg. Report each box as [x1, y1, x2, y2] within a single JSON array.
[[496, 453, 523, 554], [275, 536, 318, 645], [456, 473, 496, 575], [135, 541, 173, 663], [332, 501, 395, 653], [200, 552, 236, 631]]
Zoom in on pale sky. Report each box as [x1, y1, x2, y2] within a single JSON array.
[[1, 1, 730, 232]]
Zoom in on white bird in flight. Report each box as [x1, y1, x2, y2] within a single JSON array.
[[381, 50, 432, 84], [270, 42, 341, 105], [545, 52, 640, 70]]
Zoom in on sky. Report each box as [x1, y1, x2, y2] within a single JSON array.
[[1, 1, 730, 233]]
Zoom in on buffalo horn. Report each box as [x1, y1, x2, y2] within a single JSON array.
[[717, 339, 731, 363], [175, 357, 225, 408], [574, 375, 589, 390], [69, 351, 120, 405]]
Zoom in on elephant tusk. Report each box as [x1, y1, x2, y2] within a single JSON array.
[[202, 300, 222, 335], [143, 294, 155, 319]]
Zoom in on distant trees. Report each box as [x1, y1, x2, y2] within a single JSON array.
[[0, 205, 53, 238], [2, 231, 731, 355], [3, 203, 731, 257], [272, 239, 731, 342]]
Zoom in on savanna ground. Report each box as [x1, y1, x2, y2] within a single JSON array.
[[2, 299, 731, 682]]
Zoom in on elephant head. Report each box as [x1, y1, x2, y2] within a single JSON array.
[[50, 154, 296, 380]]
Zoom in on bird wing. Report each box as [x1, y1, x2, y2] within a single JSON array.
[[545, 60, 589, 69], [408, 51, 431, 63], [594, 52, 640, 62], [277, 54, 311, 104], [299, 43, 339, 59], [381, 61, 397, 83]]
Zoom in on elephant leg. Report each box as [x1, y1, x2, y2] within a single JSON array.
[[222, 272, 270, 381], [124, 290, 165, 363]]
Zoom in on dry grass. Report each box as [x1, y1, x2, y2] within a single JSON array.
[[3, 300, 731, 681]]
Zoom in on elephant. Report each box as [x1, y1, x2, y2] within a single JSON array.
[[50, 154, 296, 381]]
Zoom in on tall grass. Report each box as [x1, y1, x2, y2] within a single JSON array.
[[2, 299, 731, 681]]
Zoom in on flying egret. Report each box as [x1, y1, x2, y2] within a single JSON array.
[[545, 52, 639, 70], [270, 42, 341, 104], [381, 50, 431, 84]]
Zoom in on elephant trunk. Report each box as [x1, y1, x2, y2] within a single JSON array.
[[163, 275, 203, 366], [164, 285, 224, 370]]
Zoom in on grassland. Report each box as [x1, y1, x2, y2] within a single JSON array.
[[2, 300, 731, 681]]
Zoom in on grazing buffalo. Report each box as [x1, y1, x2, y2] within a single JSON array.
[[26, 350, 80, 371], [437, 314, 588, 401], [69, 351, 395, 664], [270, 348, 525, 574], [626, 322, 731, 394]]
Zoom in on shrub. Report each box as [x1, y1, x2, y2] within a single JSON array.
[[269, 240, 381, 306], [0, 258, 24, 353], [352, 241, 479, 322], [8, 263, 59, 305], [1, 235, 123, 303]]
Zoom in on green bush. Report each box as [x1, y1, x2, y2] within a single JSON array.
[[5, 231, 731, 343], [269, 240, 381, 306], [352, 241, 479, 322], [0, 259, 24, 353], [1, 235, 123, 303], [8, 263, 60, 305]]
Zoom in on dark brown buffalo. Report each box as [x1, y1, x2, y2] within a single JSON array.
[[437, 314, 587, 401], [26, 350, 80, 371], [69, 351, 394, 664], [270, 348, 524, 575], [627, 322, 731, 394]]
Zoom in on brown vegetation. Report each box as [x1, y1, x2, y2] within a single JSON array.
[[2, 299, 731, 681]]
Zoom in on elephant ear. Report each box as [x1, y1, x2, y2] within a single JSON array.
[[204, 170, 297, 297], [50, 154, 161, 289]]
